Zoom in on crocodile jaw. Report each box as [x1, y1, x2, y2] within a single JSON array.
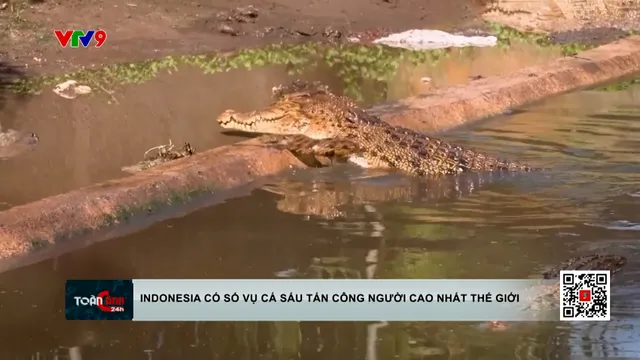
[[217, 108, 307, 134], [217, 109, 336, 140]]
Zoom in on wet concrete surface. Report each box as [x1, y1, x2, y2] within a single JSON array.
[[1, 84, 640, 358]]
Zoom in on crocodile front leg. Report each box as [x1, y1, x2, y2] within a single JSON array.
[[259, 135, 392, 169]]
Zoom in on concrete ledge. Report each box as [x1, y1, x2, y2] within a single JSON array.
[[371, 36, 640, 132], [2, 36, 640, 271], [0, 139, 306, 269]]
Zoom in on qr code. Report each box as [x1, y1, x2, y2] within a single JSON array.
[[560, 270, 610, 321]]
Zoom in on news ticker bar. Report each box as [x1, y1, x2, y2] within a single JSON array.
[[65, 279, 560, 321]]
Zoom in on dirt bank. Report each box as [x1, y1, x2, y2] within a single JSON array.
[[2, 0, 636, 77], [0, 36, 639, 273], [0, 0, 484, 75]]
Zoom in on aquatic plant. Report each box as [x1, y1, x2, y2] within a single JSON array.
[[9, 23, 604, 101], [487, 22, 596, 55], [593, 77, 640, 92], [9, 42, 449, 102]]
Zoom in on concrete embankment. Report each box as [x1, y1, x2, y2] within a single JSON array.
[[0, 36, 639, 272], [370, 36, 640, 133]]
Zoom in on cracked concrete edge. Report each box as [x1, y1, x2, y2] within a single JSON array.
[[1, 36, 640, 272], [371, 35, 640, 132]]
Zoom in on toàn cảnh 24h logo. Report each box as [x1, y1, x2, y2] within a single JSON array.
[[54, 30, 107, 48], [65, 280, 134, 320], [75, 290, 125, 312]]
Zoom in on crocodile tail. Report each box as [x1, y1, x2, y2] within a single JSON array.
[[542, 254, 628, 279], [463, 150, 545, 172], [501, 161, 546, 172]]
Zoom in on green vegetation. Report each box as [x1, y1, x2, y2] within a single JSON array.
[[21, 186, 216, 251], [101, 186, 214, 227], [9, 43, 449, 102], [487, 22, 597, 56], [593, 77, 640, 92], [28, 238, 48, 250], [8, 23, 621, 101]]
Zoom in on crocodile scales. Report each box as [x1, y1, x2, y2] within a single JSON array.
[[217, 80, 543, 176]]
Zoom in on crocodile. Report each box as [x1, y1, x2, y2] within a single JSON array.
[[485, 252, 628, 331], [534, 252, 627, 304], [541, 252, 627, 279], [217, 80, 543, 176]]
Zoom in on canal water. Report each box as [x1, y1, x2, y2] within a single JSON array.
[[0, 41, 564, 209], [0, 44, 639, 359]]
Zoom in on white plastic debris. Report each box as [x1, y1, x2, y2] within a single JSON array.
[[53, 80, 92, 99], [373, 29, 497, 50]]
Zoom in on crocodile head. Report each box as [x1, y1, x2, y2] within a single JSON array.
[[217, 91, 359, 140]]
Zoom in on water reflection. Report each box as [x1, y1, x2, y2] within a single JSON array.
[[2, 83, 640, 358]]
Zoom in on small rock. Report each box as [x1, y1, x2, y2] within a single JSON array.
[[216, 12, 231, 21], [218, 24, 239, 36], [74, 85, 92, 95], [255, 26, 280, 37], [232, 15, 252, 23], [218, 5, 259, 23], [322, 26, 341, 40], [236, 5, 258, 18], [294, 28, 315, 37], [53, 80, 92, 99]]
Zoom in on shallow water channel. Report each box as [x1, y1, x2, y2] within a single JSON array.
[[1, 44, 640, 358]]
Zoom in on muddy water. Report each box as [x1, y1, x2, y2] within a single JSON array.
[[1, 79, 639, 358], [0, 42, 563, 209], [386, 41, 564, 99]]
